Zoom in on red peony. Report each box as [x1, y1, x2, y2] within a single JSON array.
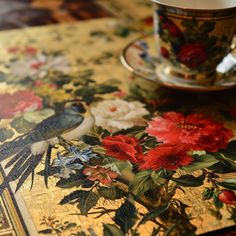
[[161, 47, 170, 59], [102, 135, 143, 163], [83, 166, 118, 185], [177, 43, 207, 68], [218, 190, 236, 205], [141, 143, 193, 171], [162, 19, 183, 38], [0, 90, 42, 119], [146, 112, 233, 152]]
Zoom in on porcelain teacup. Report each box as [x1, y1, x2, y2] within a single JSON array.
[[152, 0, 236, 85]]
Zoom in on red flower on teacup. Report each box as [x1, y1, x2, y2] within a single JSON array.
[[161, 47, 170, 59], [177, 43, 207, 68], [162, 18, 183, 38], [0, 90, 42, 119]]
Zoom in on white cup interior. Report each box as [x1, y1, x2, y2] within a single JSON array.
[[152, 0, 236, 10]]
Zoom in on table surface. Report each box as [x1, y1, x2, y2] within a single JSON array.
[[0, 1, 235, 236]]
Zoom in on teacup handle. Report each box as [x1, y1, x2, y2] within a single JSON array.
[[230, 35, 236, 53]]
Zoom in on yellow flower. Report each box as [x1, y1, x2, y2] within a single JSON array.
[[50, 89, 71, 103]]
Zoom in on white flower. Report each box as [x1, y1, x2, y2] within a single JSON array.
[[8, 53, 70, 80], [91, 99, 149, 132]]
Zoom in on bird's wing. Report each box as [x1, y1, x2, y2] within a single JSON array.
[[0, 112, 84, 161], [0, 112, 84, 194]]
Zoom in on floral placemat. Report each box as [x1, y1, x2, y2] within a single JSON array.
[[0, 16, 236, 236]]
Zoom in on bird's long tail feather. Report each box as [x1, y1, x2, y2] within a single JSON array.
[[0, 147, 43, 194]]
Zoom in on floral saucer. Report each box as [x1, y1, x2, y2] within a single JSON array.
[[121, 35, 236, 92]]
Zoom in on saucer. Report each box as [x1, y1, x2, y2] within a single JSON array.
[[121, 35, 236, 92]]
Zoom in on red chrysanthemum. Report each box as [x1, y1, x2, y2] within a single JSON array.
[[102, 135, 143, 163], [141, 143, 193, 171], [146, 112, 233, 152], [162, 18, 183, 38]]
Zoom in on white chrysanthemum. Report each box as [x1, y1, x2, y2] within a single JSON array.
[[8, 53, 70, 80], [91, 99, 149, 132]]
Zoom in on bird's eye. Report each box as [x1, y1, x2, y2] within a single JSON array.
[[72, 103, 86, 113]]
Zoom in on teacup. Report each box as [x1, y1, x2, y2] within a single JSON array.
[[152, 0, 236, 85]]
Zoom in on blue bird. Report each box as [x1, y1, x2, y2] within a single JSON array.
[[0, 101, 95, 193]]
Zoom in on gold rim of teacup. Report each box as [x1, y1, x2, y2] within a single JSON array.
[[151, 0, 236, 12]]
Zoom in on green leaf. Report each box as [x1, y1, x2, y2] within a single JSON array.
[[172, 174, 205, 187], [202, 187, 214, 200], [181, 154, 218, 172], [114, 126, 146, 136], [60, 190, 83, 204], [11, 116, 35, 133], [82, 135, 101, 146], [218, 179, 236, 190], [114, 200, 137, 233], [64, 223, 77, 230], [181, 19, 198, 29], [226, 140, 236, 154], [114, 26, 131, 37], [77, 191, 99, 216], [59, 190, 99, 216], [158, 169, 174, 179], [103, 224, 125, 236], [114, 160, 132, 173], [209, 209, 222, 220], [38, 229, 53, 234], [98, 186, 126, 200], [229, 208, 236, 223], [209, 153, 236, 173], [163, 220, 182, 236], [151, 227, 161, 236], [213, 193, 223, 209], [129, 170, 156, 197], [207, 36, 218, 47], [0, 128, 14, 142], [143, 137, 159, 149], [151, 171, 165, 185], [95, 85, 119, 94], [56, 174, 93, 189], [200, 21, 215, 33], [139, 203, 169, 225], [221, 140, 236, 160]]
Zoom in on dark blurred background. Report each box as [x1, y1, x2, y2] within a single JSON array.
[[0, 0, 110, 30]]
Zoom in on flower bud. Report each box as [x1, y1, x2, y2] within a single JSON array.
[[202, 187, 214, 200], [218, 190, 236, 205]]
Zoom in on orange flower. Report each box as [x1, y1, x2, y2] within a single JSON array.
[[83, 166, 118, 185]]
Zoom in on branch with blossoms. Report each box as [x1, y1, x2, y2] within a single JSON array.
[[41, 111, 236, 236]]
